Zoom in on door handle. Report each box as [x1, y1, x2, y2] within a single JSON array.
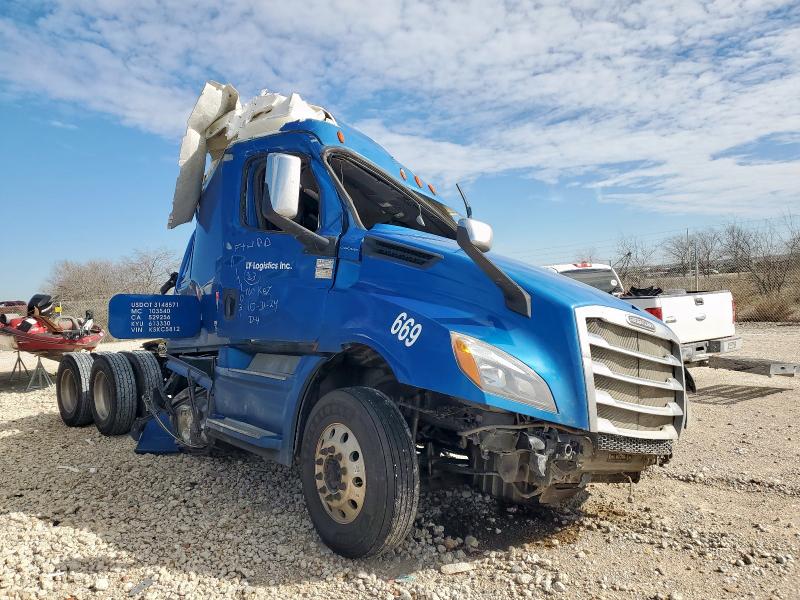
[[223, 288, 238, 320], [695, 314, 706, 321]]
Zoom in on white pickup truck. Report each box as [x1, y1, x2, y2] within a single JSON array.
[[545, 262, 742, 364]]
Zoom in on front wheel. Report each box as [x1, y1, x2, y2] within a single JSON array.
[[299, 386, 419, 558]]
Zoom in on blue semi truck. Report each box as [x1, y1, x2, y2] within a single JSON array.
[[54, 87, 686, 558]]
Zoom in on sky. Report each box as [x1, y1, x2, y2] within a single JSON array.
[[1, 0, 799, 299]]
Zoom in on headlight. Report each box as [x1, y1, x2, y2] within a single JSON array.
[[451, 332, 557, 413]]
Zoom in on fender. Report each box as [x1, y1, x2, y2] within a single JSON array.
[[286, 340, 398, 460], [317, 290, 590, 430]]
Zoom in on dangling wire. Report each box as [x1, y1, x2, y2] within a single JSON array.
[[415, 202, 426, 226]]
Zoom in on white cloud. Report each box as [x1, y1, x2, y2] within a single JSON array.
[[48, 119, 78, 129], [1, 0, 798, 214]]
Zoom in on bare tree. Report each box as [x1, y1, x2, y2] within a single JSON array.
[[695, 228, 723, 277], [46, 247, 179, 328], [48, 259, 122, 300], [736, 219, 800, 296], [721, 222, 752, 276], [121, 248, 181, 294], [614, 236, 655, 288], [663, 233, 693, 275]]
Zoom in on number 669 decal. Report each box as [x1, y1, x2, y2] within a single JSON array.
[[390, 312, 422, 347]]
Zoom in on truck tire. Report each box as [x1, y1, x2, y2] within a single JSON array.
[[299, 386, 419, 558], [89, 353, 138, 436], [121, 350, 164, 416], [56, 352, 95, 427]]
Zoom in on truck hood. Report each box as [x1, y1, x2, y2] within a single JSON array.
[[365, 224, 644, 316]]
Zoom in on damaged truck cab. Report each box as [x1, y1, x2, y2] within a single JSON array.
[[62, 91, 687, 558]]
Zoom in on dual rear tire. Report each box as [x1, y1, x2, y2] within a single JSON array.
[[56, 350, 162, 436], [56, 353, 95, 427], [120, 350, 164, 417], [89, 353, 138, 435]]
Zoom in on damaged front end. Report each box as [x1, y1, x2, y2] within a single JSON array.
[[461, 426, 672, 504]]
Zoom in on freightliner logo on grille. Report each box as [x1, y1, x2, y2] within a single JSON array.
[[626, 314, 657, 332]]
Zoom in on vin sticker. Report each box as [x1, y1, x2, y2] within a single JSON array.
[[315, 258, 335, 279]]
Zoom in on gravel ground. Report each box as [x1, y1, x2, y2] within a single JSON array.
[[0, 329, 798, 600]]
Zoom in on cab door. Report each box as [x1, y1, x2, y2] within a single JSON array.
[[218, 151, 339, 345]]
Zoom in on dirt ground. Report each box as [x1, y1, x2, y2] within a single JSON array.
[[0, 326, 797, 599]]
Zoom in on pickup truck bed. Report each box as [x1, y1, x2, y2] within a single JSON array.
[[625, 290, 741, 362], [545, 263, 742, 365]]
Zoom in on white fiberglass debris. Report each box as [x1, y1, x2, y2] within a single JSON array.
[[227, 91, 334, 143], [168, 82, 335, 229], [168, 82, 240, 229]]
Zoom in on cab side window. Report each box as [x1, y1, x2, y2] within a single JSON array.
[[243, 155, 321, 231]]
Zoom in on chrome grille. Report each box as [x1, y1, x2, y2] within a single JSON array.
[[576, 307, 686, 442]]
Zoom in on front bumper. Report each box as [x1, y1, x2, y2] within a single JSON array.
[[468, 427, 670, 504]]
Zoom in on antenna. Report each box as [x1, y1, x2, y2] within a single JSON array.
[[456, 183, 473, 218]]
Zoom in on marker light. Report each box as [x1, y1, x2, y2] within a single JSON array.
[[451, 332, 557, 413], [414, 175, 423, 188], [428, 183, 437, 195], [400, 168, 407, 180], [573, 262, 592, 268], [337, 131, 345, 143]]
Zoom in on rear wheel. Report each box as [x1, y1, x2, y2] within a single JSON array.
[[90, 353, 137, 436], [300, 386, 419, 558], [121, 350, 164, 416], [56, 353, 95, 426]]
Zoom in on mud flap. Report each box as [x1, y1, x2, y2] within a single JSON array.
[[684, 368, 696, 394], [132, 411, 180, 455]]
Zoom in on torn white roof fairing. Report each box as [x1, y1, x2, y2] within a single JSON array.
[[168, 82, 336, 229]]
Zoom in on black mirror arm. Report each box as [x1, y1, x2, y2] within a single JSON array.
[[456, 226, 531, 318], [262, 200, 335, 256]]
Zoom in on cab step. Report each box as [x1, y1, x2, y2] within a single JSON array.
[[205, 417, 283, 455]]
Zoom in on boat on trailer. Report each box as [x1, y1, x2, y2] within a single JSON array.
[[0, 294, 104, 361]]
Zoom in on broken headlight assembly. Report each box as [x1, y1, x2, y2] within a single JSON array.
[[451, 332, 557, 413]]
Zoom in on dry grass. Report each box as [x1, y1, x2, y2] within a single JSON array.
[[738, 295, 798, 322]]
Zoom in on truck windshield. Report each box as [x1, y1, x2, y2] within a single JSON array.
[[329, 155, 459, 239], [560, 269, 623, 294]]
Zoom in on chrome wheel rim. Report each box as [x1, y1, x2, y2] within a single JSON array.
[[314, 423, 366, 524], [93, 370, 111, 420], [60, 369, 77, 412]]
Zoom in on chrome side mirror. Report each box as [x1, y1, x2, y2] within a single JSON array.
[[458, 218, 493, 252], [263, 153, 301, 219]]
